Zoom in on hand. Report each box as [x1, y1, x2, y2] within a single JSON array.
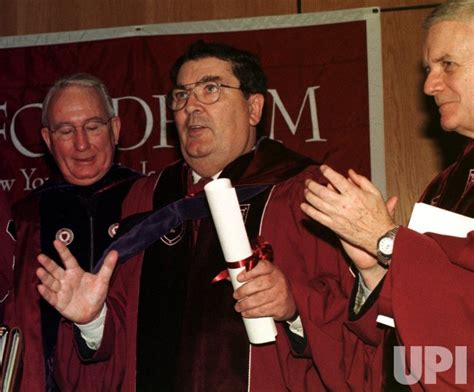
[[340, 239, 387, 290], [36, 240, 118, 324], [300, 165, 397, 255], [340, 239, 378, 271], [340, 196, 398, 269], [341, 195, 398, 290], [233, 260, 296, 321]]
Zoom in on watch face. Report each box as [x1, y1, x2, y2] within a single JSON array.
[[379, 237, 394, 256]]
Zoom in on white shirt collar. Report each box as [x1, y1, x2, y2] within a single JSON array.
[[192, 170, 222, 184]]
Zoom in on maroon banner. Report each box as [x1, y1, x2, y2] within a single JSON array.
[[0, 10, 383, 204]]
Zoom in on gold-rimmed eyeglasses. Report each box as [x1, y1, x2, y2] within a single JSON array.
[[49, 117, 114, 141], [166, 79, 241, 111]]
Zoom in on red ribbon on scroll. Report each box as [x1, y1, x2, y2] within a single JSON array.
[[211, 236, 274, 284]]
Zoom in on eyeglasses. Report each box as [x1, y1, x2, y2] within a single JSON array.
[[49, 117, 114, 141], [166, 80, 241, 111]]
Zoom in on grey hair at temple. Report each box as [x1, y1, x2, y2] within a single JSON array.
[[423, 0, 474, 29], [41, 73, 115, 127]]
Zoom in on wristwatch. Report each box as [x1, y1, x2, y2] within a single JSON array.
[[376, 226, 399, 266]]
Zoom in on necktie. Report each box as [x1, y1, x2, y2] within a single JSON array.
[[187, 177, 213, 244], [187, 177, 212, 197]]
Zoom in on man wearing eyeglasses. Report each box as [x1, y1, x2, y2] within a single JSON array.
[[10, 73, 141, 391], [38, 42, 355, 391]]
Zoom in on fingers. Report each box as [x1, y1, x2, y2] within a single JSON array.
[[305, 177, 338, 195], [304, 180, 338, 206], [37, 253, 65, 280], [234, 282, 281, 318], [233, 263, 294, 319], [237, 259, 272, 283], [236, 293, 275, 317], [53, 240, 80, 270], [347, 168, 381, 196], [320, 165, 380, 198], [235, 260, 275, 299], [97, 250, 119, 284], [36, 266, 62, 293], [37, 284, 59, 308], [300, 201, 333, 228], [319, 164, 353, 194], [235, 279, 296, 320], [386, 196, 398, 217], [302, 180, 338, 220]]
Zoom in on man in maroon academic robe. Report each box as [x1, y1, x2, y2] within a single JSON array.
[[301, 2, 474, 390], [37, 41, 360, 391], [9, 73, 141, 392]]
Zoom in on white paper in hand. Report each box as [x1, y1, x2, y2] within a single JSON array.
[[408, 202, 474, 236], [377, 202, 474, 329]]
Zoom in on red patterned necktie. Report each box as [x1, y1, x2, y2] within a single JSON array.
[[187, 176, 213, 245]]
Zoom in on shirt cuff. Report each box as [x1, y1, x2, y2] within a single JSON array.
[[74, 303, 107, 350], [353, 273, 373, 314], [359, 274, 373, 298], [286, 315, 304, 338]]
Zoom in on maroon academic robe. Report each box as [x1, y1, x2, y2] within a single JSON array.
[[0, 191, 14, 322], [55, 139, 360, 391], [8, 166, 140, 392], [346, 140, 474, 390]]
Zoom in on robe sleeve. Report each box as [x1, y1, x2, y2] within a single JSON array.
[[346, 226, 474, 390], [261, 166, 361, 391], [388, 227, 474, 389], [54, 175, 158, 391], [0, 192, 13, 322], [54, 260, 129, 391]]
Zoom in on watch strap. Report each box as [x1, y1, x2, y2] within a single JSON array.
[[376, 226, 399, 266]]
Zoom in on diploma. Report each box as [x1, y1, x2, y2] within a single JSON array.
[[204, 178, 277, 344]]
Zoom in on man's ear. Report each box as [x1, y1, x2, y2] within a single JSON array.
[[111, 117, 121, 145], [41, 127, 52, 151], [247, 94, 264, 127]]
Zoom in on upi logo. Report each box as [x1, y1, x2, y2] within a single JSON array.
[[394, 346, 467, 385]]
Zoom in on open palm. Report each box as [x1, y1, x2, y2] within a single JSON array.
[[36, 240, 118, 324]]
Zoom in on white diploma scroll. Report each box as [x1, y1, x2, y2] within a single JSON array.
[[204, 178, 277, 344]]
